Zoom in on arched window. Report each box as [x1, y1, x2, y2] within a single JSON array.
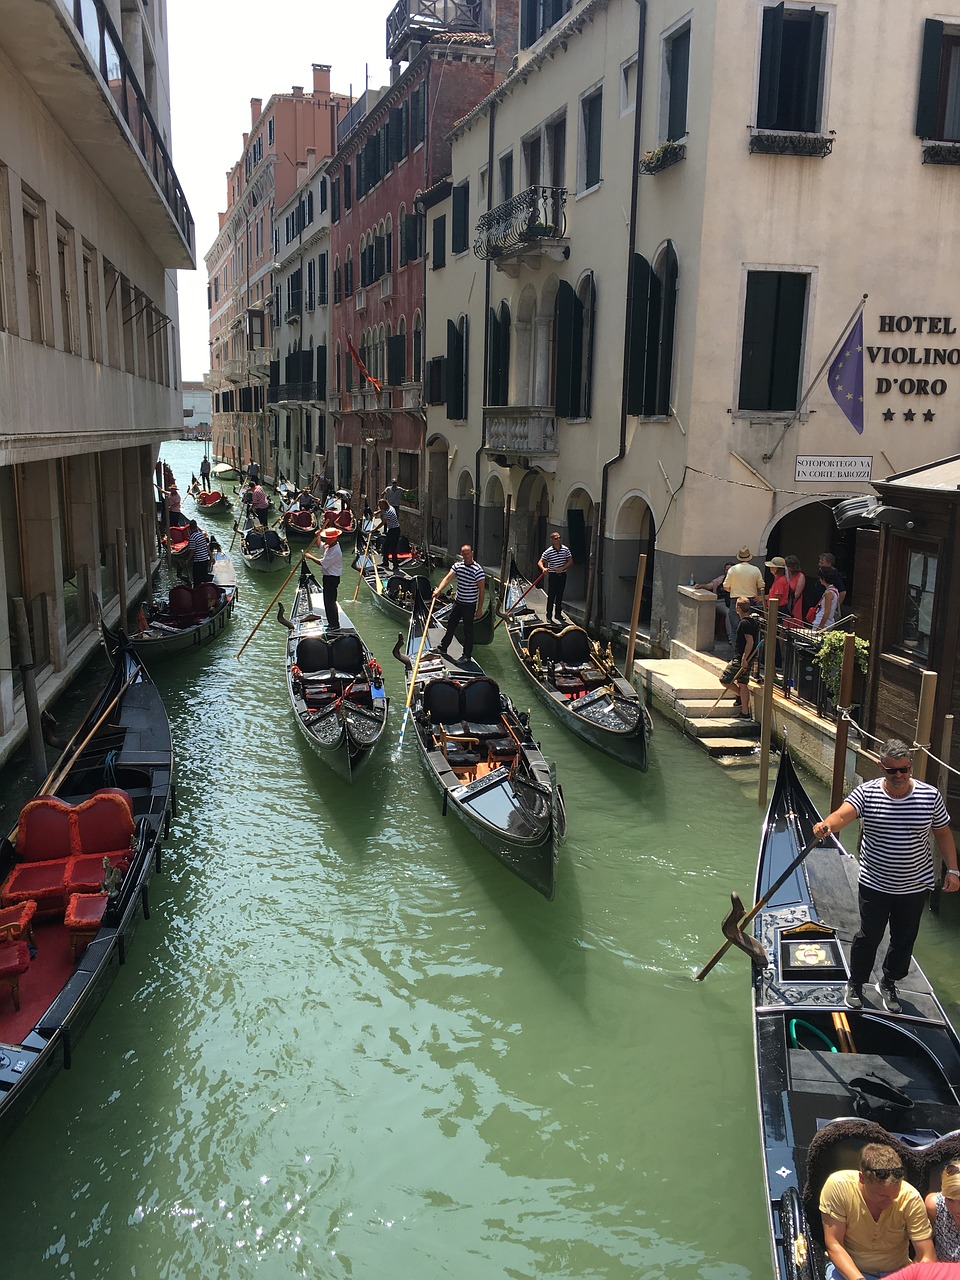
[[385, 214, 393, 274], [487, 302, 511, 406], [398, 205, 408, 268], [345, 247, 354, 298], [412, 311, 423, 383], [554, 273, 595, 418], [446, 313, 468, 420], [333, 256, 342, 305], [627, 241, 678, 417], [388, 317, 406, 387]]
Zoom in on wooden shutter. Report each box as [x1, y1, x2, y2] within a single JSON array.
[[433, 215, 446, 269], [374, 236, 386, 279], [655, 252, 676, 418], [738, 271, 806, 412], [445, 319, 463, 419], [331, 178, 340, 223], [627, 253, 659, 416], [300, 347, 314, 381], [916, 19, 945, 137], [318, 252, 328, 305], [427, 356, 446, 405], [498, 307, 511, 406], [801, 11, 826, 132], [554, 280, 576, 417], [521, 0, 538, 48], [756, 3, 784, 129], [667, 28, 690, 141], [404, 212, 422, 262], [387, 333, 406, 387], [389, 107, 404, 164], [344, 164, 352, 210], [486, 307, 501, 405], [316, 345, 327, 399], [581, 276, 596, 418], [452, 184, 469, 254]]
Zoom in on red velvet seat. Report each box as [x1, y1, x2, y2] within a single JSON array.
[[64, 893, 108, 959], [0, 938, 31, 1009], [0, 899, 38, 946], [65, 852, 129, 895], [167, 585, 194, 621], [1, 859, 70, 917]]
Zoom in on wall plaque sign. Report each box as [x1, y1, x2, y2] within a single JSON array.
[[795, 455, 873, 482]]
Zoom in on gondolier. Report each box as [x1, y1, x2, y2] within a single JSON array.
[[199, 455, 212, 491], [813, 737, 959, 1013], [538, 532, 573, 624], [245, 481, 269, 527], [377, 498, 401, 574], [184, 519, 211, 587], [434, 545, 485, 662], [317, 527, 343, 629]]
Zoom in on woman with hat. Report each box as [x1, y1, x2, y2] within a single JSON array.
[[722, 550, 765, 648], [314, 526, 343, 629], [926, 1163, 960, 1260], [766, 555, 790, 613]]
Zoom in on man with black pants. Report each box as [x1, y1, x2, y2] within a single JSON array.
[[315, 527, 343, 630], [814, 738, 958, 1013], [433, 545, 485, 662], [538, 531, 573, 623], [377, 499, 401, 574]]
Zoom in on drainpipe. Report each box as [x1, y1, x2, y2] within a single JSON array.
[[474, 99, 497, 547], [592, 0, 646, 628]]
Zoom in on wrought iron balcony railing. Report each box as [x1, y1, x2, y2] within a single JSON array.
[[474, 186, 567, 262], [386, 0, 483, 60], [483, 407, 558, 456], [748, 127, 834, 158], [267, 382, 323, 405]]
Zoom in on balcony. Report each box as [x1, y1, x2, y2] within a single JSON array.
[[0, 0, 194, 268], [223, 357, 247, 384], [386, 0, 483, 63], [355, 287, 367, 313], [267, 382, 324, 406], [484, 407, 558, 462], [283, 307, 301, 324], [921, 140, 960, 165], [748, 127, 834, 158], [474, 186, 568, 276], [202, 371, 221, 391], [380, 274, 394, 302], [249, 347, 273, 378]]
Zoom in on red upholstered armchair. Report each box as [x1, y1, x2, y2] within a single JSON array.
[[0, 900, 38, 947], [0, 936, 30, 1009]]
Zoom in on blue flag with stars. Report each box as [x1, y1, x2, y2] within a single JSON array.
[[828, 314, 864, 433]]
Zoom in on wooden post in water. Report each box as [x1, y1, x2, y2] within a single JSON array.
[[913, 670, 938, 782], [624, 553, 647, 684], [583, 509, 599, 631], [498, 495, 512, 607], [14, 597, 47, 784], [115, 530, 128, 631], [829, 633, 858, 812], [757, 598, 779, 808], [140, 514, 155, 605]]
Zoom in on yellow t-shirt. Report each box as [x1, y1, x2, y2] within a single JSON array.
[[723, 563, 765, 601], [819, 1169, 932, 1274]]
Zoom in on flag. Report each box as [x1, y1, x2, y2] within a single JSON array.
[[828, 314, 864, 434], [346, 337, 382, 399]]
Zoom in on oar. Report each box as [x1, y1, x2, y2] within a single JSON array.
[[235, 555, 304, 660], [493, 571, 545, 632], [353, 519, 378, 601], [694, 830, 841, 980], [397, 593, 439, 753], [706, 639, 765, 716]]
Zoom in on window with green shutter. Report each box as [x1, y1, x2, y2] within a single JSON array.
[[737, 270, 808, 413]]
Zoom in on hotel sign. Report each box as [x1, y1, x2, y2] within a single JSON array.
[[795, 455, 873, 482]]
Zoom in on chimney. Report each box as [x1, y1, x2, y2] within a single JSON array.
[[312, 64, 331, 95], [306, 147, 316, 171], [292, 85, 304, 98], [251, 98, 262, 124], [296, 160, 307, 186]]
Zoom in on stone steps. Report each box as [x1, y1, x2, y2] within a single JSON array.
[[634, 654, 764, 763]]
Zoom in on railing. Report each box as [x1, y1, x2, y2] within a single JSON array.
[[386, 0, 483, 59], [484, 408, 558, 455], [474, 186, 567, 261], [748, 127, 834, 158], [337, 90, 373, 149], [284, 307, 301, 324], [267, 382, 323, 404], [755, 612, 861, 719], [65, 0, 194, 251], [249, 347, 273, 376], [223, 357, 247, 383]]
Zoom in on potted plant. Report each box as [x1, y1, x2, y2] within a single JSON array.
[[639, 139, 686, 175], [812, 630, 869, 701]]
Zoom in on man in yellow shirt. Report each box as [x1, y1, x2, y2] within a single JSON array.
[[820, 1144, 935, 1280]]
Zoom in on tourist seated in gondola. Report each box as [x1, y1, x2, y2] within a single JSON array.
[[926, 1162, 960, 1261], [820, 1143, 934, 1280]]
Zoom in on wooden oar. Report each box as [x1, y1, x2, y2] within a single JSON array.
[[706, 639, 765, 716], [694, 831, 840, 980], [493, 570, 545, 632], [353, 519, 378, 601], [235, 555, 304, 660], [397, 593, 439, 753]]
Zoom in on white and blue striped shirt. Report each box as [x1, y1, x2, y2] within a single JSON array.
[[452, 559, 485, 604], [540, 543, 572, 572], [846, 777, 951, 893]]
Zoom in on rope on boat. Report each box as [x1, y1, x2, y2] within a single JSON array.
[[837, 707, 960, 780]]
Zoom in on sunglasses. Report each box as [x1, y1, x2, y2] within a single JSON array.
[[864, 1166, 904, 1181], [883, 765, 912, 775], [946, 1164, 960, 1175]]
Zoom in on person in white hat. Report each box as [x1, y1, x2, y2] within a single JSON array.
[[315, 527, 342, 629], [765, 555, 790, 614], [722, 549, 764, 650]]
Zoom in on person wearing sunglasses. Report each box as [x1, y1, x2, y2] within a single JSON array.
[[820, 1143, 935, 1280], [813, 738, 958, 1014], [926, 1162, 960, 1261]]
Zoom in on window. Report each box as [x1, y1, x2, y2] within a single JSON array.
[[547, 116, 566, 188], [498, 151, 513, 203], [580, 88, 602, 190], [432, 214, 446, 270], [445, 315, 467, 420], [412, 312, 423, 384], [452, 183, 469, 254], [21, 193, 46, 344], [621, 56, 638, 115], [336, 444, 353, 490], [268, 117, 274, 145], [661, 23, 690, 141], [757, 4, 826, 133], [737, 269, 808, 413], [387, 330, 406, 386], [900, 545, 938, 659], [627, 245, 678, 418], [521, 0, 573, 48], [487, 302, 511, 406], [555, 274, 596, 418], [56, 223, 76, 354], [522, 132, 542, 187], [81, 245, 101, 361], [917, 20, 960, 141], [397, 451, 418, 493]]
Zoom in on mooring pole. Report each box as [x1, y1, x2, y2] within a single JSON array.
[[829, 633, 858, 812], [14, 597, 47, 784], [757, 598, 779, 809], [913, 670, 938, 782], [624, 553, 647, 684]]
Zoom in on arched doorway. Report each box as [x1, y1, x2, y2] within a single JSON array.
[[479, 472, 505, 569], [452, 468, 475, 550], [611, 494, 656, 625], [563, 486, 595, 610], [513, 469, 549, 577], [426, 434, 449, 551], [762, 497, 863, 616]]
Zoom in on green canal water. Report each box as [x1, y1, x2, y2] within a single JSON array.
[[4, 441, 960, 1278]]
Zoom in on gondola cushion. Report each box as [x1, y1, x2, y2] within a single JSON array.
[[558, 627, 592, 665], [65, 851, 131, 895], [0, 939, 31, 1009], [297, 637, 331, 672], [462, 723, 502, 739], [423, 680, 462, 724], [245, 532, 265, 552], [64, 892, 108, 958], [461, 679, 501, 724], [330, 634, 364, 675], [527, 628, 560, 662], [0, 899, 37, 943], [264, 530, 285, 552], [290, 511, 313, 529], [192, 583, 222, 615], [0, 859, 70, 916]]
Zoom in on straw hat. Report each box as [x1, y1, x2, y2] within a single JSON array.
[[320, 527, 341, 542], [736, 547, 752, 561], [765, 556, 787, 570], [942, 1165, 960, 1200]]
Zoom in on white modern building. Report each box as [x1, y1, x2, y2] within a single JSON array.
[[0, 0, 193, 765]]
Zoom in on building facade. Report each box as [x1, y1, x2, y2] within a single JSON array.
[[0, 0, 193, 766], [182, 382, 212, 437]]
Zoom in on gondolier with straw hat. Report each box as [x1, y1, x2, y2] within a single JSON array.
[[314, 526, 343, 630]]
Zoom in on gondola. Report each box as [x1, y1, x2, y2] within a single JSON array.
[[194, 488, 232, 513], [276, 560, 388, 781], [211, 461, 240, 481], [501, 559, 651, 770], [392, 595, 565, 899], [0, 640, 173, 1142], [745, 749, 960, 1280], [238, 515, 291, 574], [280, 506, 320, 543], [357, 558, 495, 644], [96, 577, 237, 662]]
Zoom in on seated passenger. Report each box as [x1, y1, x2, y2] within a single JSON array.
[[926, 1161, 960, 1262], [820, 1143, 934, 1280]]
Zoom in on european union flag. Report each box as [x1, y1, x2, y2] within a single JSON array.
[[828, 314, 864, 434]]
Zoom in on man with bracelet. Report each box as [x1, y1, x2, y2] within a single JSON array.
[[820, 1143, 935, 1280], [814, 738, 958, 1013]]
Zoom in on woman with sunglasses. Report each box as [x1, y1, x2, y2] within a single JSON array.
[[813, 738, 959, 1014], [926, 1163, 960, 1261]]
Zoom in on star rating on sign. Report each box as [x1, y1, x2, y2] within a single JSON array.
[[923, 409, 936, 421], [882, 408, 895, 421]]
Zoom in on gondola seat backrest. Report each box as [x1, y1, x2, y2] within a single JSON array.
[[335, 510, 354, 530], [168, 585, 195, 619], [386, 576, 405, 600], [423, 680, 462, 725], [245, 530, 264, 552], [527, 627, 560, 662], [330, 633, 364, 675], [192, 583, 221, 615], [290, 511, 313, 529], [296, 636, 331, 673], [264, 530, 285, 552], [461, 678, 502, 726], [559, 627, 591, 666], [413, 576, 433, 603]]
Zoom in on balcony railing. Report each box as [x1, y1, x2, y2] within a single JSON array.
[[63, 0, 194, 262], [202, 371, 221, 391], [267, 382, 324, 405], [474, 186, 568, 263], [484, 407, 558, 456], [386, 0, 483, 61], [223, 357, 247, 383], [249, 347, 273, 377], [748, 127, 834, 158]]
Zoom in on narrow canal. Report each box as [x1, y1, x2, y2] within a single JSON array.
[[3, 441, 959, 1279]]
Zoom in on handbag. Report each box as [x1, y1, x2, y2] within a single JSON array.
[[805, 605, 817, 623], [849, 1073, 913, 1122]]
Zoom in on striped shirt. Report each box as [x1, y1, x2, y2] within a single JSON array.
[[380, 505, 399, 531], [541, 543, 572, 572], [846, 777, 951, 893], [452, 559, 485, 604], [187, 529, 209, 563]]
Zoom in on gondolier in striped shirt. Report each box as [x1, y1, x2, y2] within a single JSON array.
[[814, 738, 958, 1013], [538, 531, 573, 624], [184, 519, 210, 587], [433, 545, 486, 662]]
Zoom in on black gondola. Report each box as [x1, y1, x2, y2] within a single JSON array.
[[238, 514, 291, 574], [748, 750, 960, 1280], [392, 595, 565, 899], [0, 641, 173, 1142], [97, 577, 237, 663], [501, 559, 651, 770], [277, 560, 388, 781], [357, 558, 495, 645]]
